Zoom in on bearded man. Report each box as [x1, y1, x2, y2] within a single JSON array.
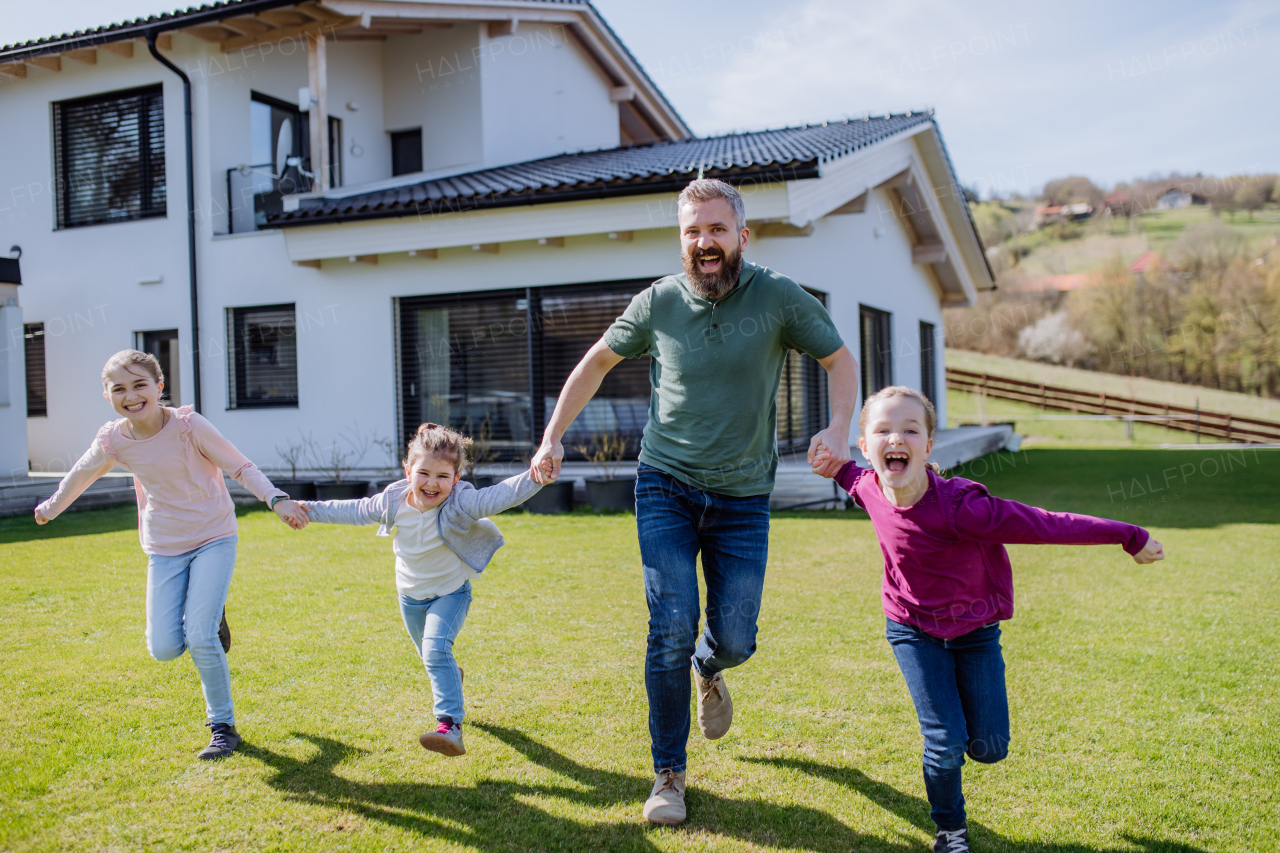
[[530, 178, 858, 825]]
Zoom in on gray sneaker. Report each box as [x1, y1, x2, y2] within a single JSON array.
[[694, 664, 733, 739], [642, 769, 687, 825], [197, 722, 241, 760]]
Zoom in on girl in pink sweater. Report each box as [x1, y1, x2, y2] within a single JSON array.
[[35, 350, 309, 760], [811, 386, 1164, 853]]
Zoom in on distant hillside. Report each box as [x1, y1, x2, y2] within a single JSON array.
[[945, 350, 1280, 422]]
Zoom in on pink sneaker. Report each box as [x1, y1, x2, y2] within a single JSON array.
[[419, 721, 466, 756]]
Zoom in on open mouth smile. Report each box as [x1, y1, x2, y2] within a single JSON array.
[[884, 451, 909, 474], [695, 251, 722, 271], [123, 401, 146, 413]]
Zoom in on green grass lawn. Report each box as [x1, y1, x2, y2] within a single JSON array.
[[2, 449, 1278, 852]]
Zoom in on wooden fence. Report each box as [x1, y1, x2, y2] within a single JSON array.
[[945, 368, 1280, 444]]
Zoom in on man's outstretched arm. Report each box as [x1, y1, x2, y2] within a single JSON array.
[[807, 345, 859, 477], [530, 337, 625, 483]]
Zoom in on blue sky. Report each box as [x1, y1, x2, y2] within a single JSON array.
[[6, 0, 1277, 196]]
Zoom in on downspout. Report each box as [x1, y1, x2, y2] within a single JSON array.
[[146, 33, 201, 413]]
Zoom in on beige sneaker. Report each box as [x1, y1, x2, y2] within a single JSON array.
[[419, 721, 466, 756], [694, 665, 733, 739], [642, 769, 686, 825]]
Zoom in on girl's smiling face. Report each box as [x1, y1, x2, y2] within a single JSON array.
[[858, 395, 935, 491], [405, 452, 461, 510], [103, 364, 163, 423]]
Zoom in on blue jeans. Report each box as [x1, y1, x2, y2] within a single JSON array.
[[145, 535, 238, 726], [635, 463, 771, 773], [885, 617, 1010, 831], [399, 581, 472, 724]]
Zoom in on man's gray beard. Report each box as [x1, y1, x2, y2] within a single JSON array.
[[682, 248, 743, 301]]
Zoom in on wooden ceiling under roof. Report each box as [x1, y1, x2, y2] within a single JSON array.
[[0, 2, 464, 78]]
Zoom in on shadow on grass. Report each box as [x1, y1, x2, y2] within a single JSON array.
[[748, 757, 1212, 853], [241, 725, 916, 852]]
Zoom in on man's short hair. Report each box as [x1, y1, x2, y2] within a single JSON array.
[[677, 178, 746, 232]]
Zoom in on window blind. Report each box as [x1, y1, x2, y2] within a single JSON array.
[[228, 304, 298, 408], [860, 305, 893, 399], [920, 320, 937, 405], [53, 85, 166, 229], [24, 323, 47, 417]]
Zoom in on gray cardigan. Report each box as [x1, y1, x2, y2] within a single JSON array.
[[303, 471, 543, 572]]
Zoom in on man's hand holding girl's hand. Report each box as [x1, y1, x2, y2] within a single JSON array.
[[1133, 533, 1165, 564], [809, 439, 842, 479], [273, 499, 310, 530], [530, 439, 561, 484], [807, 429, 849, 478]]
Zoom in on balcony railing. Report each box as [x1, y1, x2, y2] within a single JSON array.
[[226, 162, 312, 233]]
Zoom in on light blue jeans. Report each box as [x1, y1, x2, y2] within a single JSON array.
[[399, 580, 472, 724], [145, 535, 238, 726]]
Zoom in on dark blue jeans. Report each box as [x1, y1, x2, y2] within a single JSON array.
[[636, 463, 771, 773], [885, 617, 1010, 831]]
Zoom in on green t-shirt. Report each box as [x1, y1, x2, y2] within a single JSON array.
[[603, 261, 844, 496]]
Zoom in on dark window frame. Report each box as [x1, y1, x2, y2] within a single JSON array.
[[860, 305, 893, 401], [227, 303, 299, 409], [24, 323, 47, 418], [390, 128, 423, 177], [53, 83, 166, 229], [135, 328, 180, 406], [919, 320, 937, 406]]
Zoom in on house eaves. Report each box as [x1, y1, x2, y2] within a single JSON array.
[[271, 112, 936, 227]]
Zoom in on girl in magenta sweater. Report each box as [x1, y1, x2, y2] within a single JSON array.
[[811, 386, 1164, 853], [35, 351, 310, 760]]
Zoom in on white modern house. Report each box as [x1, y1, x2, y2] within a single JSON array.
[[0, 0, 997, 506]]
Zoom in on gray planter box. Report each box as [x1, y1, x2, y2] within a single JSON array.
[[273, 480, 317, 501], [586, 477, 636, 512], [525, 480, 574, 514], [315, 481, 369, 500]]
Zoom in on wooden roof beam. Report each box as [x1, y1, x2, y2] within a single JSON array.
[[220, 16, 276, 36], [64, 48, 97, 64], [100, 41, 134, 57], [257, 9, 310, 27], [27, 55, 61, 72], [221, 18, 352, 52], [184, 25, 237, 43], [0, 63, 27, 78]]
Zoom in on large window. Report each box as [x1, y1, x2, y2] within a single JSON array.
[[860, 305, 892, 400], [227, 304, 298, 408], [53, 85, 166, 229], [24, 323, 46, 417], [397, 281, 831, 460], [136, 329, 180, 406], [919, 320, 937, 405]]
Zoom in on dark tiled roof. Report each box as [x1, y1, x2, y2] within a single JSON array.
[[274, 112, 936, 227], [0, 0, 589, 62]]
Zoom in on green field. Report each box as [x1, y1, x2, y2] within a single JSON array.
[[1009, 206, 1280, 278], [946, 350, 1280, 425], [2, 448, 1278, 852]]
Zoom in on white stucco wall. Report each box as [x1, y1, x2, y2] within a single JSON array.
[[0, 284, 27, 479], [382, 25, 484, 175], [480, 22, 619, 167], [748, 188, 949, 430]]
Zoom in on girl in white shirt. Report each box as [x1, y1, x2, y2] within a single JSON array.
[[301, 423, 542, 755]]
